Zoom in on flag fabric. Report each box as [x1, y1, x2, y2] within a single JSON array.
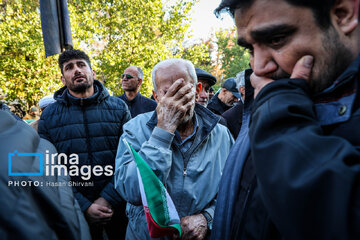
[[124, 139, 181, 238]]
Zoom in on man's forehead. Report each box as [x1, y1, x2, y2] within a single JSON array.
[[234, 0, 302, 41], [63, 58, 87, 66], [125, 66, 137, 73]]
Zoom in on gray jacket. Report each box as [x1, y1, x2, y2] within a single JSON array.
[[115, 104, 234, 239]]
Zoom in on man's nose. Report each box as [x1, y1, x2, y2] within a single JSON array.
[[251, 46, 277, 77]]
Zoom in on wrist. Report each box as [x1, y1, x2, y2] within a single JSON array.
[[201, 211, 213, 231]]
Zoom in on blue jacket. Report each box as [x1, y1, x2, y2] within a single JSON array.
[[213, 55, 360, 239], [39, 80, 131, 212], [115, 104, 234, 239]]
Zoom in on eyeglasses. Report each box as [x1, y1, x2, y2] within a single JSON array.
[[121, 74, 135, 79]]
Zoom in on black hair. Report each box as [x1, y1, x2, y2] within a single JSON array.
[[214, 0, 338, 29], [58, 49, 92, 74]]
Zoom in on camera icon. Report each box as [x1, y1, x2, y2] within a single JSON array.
[[8, 150, 43, 176]]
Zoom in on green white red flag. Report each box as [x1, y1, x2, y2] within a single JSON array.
[[124, 139, 181, 238]]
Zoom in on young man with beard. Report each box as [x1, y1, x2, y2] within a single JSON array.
[[39, 49, 131, 240], [212, 0, 360, 239], [115, 58, 234, 239], [119, 65, 157, 118]]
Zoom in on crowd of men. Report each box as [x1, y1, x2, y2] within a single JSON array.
[[1, 0, 360, 239]]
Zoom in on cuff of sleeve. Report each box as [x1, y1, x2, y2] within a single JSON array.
[[148, 127, 175, 149], [80, 200, 92, 212]]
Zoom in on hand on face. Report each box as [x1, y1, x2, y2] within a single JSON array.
[[251, 55, 314, 98], [156, 78, 196, 133]]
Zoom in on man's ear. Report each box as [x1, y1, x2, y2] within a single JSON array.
[[92, 69, 96, 79], [331, 0, 359, 34], [196, 82, 202, 94], [60, 75, 66, 86], [138, 78, 143, 87], [152, 90, 159, 103]]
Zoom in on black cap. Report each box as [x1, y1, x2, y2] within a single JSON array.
[[222, 78, 241, 99], [195, 68, 217, 86]]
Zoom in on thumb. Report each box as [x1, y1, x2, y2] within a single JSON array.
[[98, 205, 112, 213], [290, 55, 313, 81]]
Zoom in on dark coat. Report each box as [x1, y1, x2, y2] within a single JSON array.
[[213, 55, 360, 239], [38, 80, 131, 212], [207, 93, 231, 115], [119, 92, 157, 118], [221, 101, 244, 139], [0, 110, 89, 240]]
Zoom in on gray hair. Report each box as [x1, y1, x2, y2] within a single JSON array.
[[151, 59, 197, 93], [235, 70, 246, 89], [130, 65, 144, 79]]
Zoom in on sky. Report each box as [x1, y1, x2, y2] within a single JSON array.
[[188, 0, 235, 40]]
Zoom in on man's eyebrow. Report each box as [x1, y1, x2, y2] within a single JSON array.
[[237, 37, 251, 48], [250, 24, 296, 41]]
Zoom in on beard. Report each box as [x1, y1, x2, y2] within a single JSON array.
[[67, 78, 93, 93], [269, 26, 354, 94], [309, 26, 354, 93]]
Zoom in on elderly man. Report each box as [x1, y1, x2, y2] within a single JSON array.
[[115, 58, 234, 239], [207, 78, 240, 115], [212, 0, 360, 239], [39, 49, 131, 240], [195, 67, 217, 107], [119, 65, 157, 118]]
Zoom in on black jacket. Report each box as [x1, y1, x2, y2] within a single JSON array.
[[213, 55, 360, 239], [119, 92, 156, 118], [39, 80, 131, 212], [207, 93, 231, 115]]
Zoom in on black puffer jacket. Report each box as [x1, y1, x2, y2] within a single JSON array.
[[39, 80, 131, 211]]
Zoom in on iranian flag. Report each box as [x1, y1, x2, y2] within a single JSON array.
[[124, 139, 181, 238]]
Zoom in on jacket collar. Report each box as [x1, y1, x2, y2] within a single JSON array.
[[146, 103, 221, 138], [314, 54, 360, 126], [54, 80, 109, 106]]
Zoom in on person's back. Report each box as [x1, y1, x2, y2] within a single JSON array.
[[0, 110, 90, 240]]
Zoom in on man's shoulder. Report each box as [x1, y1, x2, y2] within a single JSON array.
[[105, 95, 128, 108], [138, 94, 156, 104], [123, 111, 153, 130]]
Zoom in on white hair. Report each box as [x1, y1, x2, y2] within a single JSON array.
[[129, 65, 144, 79], [235, 70, 246, 89], [151, 59, 197, 93]]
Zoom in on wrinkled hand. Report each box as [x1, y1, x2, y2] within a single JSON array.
[[156, 79, 196, 133], [176, 214, 207, 240], [251, 55, 314, 98], [85, 202, 113, 225]]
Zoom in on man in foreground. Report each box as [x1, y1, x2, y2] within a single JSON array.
[[115, 58, 234, 239], [39, 49, 131, 240], [212, 0, 360, 239], [119, 65, 156, 118]]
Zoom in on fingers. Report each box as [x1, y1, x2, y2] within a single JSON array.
[[166, 78, 186, 97], [290, 55, 313, 80], [250, 73, 274, 99]]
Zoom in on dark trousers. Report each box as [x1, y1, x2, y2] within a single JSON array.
[[89, 206, 128, 240]]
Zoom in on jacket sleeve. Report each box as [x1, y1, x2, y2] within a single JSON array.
[[114, 126, 174, 205], [72, 187, 92, 212], [38, 113, 52, 143], [249, 78, 360, 239], [99, 178, 123, 207], [99, 105, 131, 208]]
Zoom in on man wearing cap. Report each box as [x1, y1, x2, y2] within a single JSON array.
[[119, 65, 157, 118], [195, 67, 217, 107], [207, 78, 240, 115]]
